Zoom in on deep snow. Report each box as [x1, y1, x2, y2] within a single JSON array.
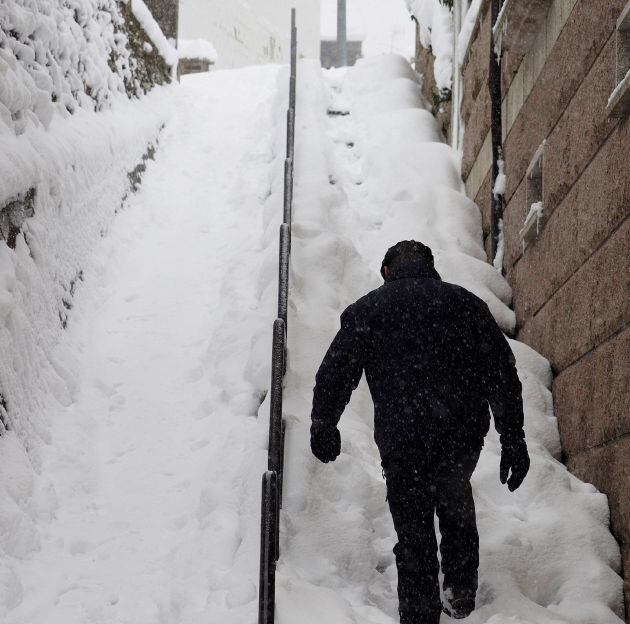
[[0, 65, 285, 623], [0, 55, 624, 624]]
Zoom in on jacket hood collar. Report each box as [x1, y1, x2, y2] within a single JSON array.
[[384, 258, 442, 283]]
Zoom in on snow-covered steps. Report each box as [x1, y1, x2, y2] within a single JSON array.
[[275, 55, 625, 623], [0, 55, 623, 624]]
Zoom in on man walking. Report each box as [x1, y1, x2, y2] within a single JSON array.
[[310, 240, 529, 623]]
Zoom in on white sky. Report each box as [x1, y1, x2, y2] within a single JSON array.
[[320, 0, 415, 60]]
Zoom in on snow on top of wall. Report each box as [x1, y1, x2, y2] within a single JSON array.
[[0, 78, 174, 600], [130, 0, 178, 66], [320, 0, 366, 42], [0, 0, 133, 136], [0, 0, 174, 141], [0, 0, 175, 519], [406, 0, 454, 91], [178, 38, 218, 63], [458, 0, 483, 63]]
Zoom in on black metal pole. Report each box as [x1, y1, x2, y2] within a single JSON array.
[[283, 160, 293, 226], [337, 0, 347, 67], [258, 471, 278, 624], [290, 8, 297, 80], [268, 319, 285, 476], [278, 225, 290, 324], [286, 109, 294, 161], [489, 0, 504, 265]]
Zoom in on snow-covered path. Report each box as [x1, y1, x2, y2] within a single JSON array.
[[1, 56, 624, 624], [4, 66, 283, 624]]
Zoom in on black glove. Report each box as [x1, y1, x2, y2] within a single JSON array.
[[500, 436, 530, 491], [311, 427, 341, 463]]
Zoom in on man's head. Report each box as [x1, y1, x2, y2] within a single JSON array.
[[380, 240, 435, 279]]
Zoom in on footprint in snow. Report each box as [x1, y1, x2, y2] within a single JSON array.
[[186, 366, 204, 383]]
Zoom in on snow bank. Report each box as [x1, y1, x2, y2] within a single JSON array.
[[0, 83, 174, 445], [0, 0, 172, 137], [0, 86, 174, 595], [0, 65, 281, 622], [273, 54, 624, 623], [406, 0, 454, 91], [0, 0, 176, 451], [179, 38, 219, 63], [0, 3, 176, 609]]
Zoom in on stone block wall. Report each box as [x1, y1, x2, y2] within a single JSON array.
[[482, 0, 629, 616], [461, 1, 494, 257], [419, 0, 630, 616], [143, 0, 179, 41]]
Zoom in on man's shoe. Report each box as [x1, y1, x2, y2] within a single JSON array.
[[442, 588, 475, 619]]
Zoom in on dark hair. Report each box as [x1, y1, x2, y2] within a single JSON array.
[[380, 240, 434, 278]]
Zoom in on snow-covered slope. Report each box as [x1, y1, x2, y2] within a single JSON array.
[[274, 55, 625, 623], [0, 65, 285, 622], [0, 2, 177, 612], [0, 0, 176, 450], [0, 0, 174, 136], [0, 52, 623, 623]]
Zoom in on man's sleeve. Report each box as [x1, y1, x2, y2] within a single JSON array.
[[477, 302, 525, 442], [311, 305, 366, 436]]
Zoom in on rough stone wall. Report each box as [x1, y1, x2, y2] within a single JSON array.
[[0, 0, 172, 250], [119, 2, 173, 93], [413, 44, 452, 140], [143, 0, 179, 41], [178, 58, 212, 76]]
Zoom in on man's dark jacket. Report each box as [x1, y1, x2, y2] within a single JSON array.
[[310, 258, 525, 460]]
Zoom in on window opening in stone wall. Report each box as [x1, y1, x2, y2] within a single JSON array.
[[607, 1, 630, 117], [520, 142, 545, 251]]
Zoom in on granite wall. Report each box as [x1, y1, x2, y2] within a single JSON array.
[[416, 0, 630, 617]]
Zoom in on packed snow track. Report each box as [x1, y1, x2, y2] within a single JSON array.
[[2, 66, 285, 624]]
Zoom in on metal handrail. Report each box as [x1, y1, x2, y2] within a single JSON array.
[[258, 8, 297, 624], [259, 471, 278, 624]]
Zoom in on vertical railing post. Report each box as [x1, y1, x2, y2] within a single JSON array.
[[258, 471, 278, 624], [278, 225, 290, 326], [283, 159, 293, 226], [290, 8, 297, 110], [286, 110, 295, 160], [268, 319, 286, 476]]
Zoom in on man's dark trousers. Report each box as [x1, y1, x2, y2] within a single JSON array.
[[382, 439, 482, 624]]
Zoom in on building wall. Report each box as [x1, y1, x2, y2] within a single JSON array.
[[178, 0, 320, 69], [320, 40, 363, 68], [498, 5, 629, 616], [417, 0, 629, 617]]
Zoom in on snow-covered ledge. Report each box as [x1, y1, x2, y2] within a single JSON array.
[[607, 69, 630, 118], [607, 2, 630, 119]]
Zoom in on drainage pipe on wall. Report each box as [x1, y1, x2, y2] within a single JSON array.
[[489, 0, 504, 265]]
